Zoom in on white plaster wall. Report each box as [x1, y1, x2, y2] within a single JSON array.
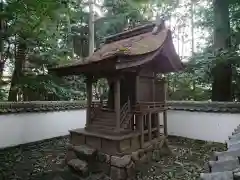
[[1, 109, 240, 148], [164, 110, 240, 143], [0, 110, 86, 148]]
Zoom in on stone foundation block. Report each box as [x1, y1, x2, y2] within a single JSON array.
[[126, 161, 135, 178], [94, 162, 111, 174], [97, 152, 111, 163], [73, 145, 97, 162], [65, 149, 77, 165], [131, 151, 139, 162], [139, 154, 148, 163], [67, 159, 89, 177], [111, 155, 131, 168], [110, 166, 127, 180]]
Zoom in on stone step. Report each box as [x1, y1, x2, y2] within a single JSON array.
[[86, 125, 131, 135], [71, 145, 97, 162], [200, 171, 234, 180], [87, 124, 116, 131], [95, 117, 115, 121], [199, 124, 240, 180], [233, 129, 240, 135], [229, 133, 240, 140], [226, 139, 240, 149], [227, 141, 240, 150], [92, 119, 115, 127], [67, 159, 89, 177], [96, 112, 116, 119], [209, 158, 240, 172], [214, 149, 240, 160]]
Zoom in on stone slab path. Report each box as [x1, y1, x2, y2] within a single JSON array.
[[200, 125, 240, 180], [0, 136, 225, 180]]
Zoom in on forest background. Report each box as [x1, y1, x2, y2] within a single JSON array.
[[1, 0, 240, 102]]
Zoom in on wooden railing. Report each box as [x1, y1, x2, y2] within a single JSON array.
[[120, 98, 131, 126], [134, 102, 166, 113]]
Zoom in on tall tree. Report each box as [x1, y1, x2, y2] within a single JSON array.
[[89, 0, 95, 56], [211, 0, 232, 101]]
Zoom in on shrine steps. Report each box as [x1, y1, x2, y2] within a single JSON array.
[[67, 159, 89, 177], [91, 111, 116, 128], [92, 118, 115, 127], [95, 110, 116, 118], [67, 144, 97, 177], [91, 111, 133, 133], [200, 125, 240, 180], [86, 124, 132, 135]]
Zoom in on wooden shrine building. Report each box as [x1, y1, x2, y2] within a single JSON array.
[[49, 20, 184, 156]]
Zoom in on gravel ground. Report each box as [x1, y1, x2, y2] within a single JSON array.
[[0, 136, 226, 180]]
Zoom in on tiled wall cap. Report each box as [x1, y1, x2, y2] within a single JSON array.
[[1, 100, 240, 114]]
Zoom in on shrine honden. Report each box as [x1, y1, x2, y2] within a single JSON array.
[[50, 19, 184, 179]]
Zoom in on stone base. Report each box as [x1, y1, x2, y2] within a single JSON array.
[[70, 128, 142, 155], [65, 136, 171, 180]]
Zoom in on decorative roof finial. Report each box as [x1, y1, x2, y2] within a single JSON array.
[[152, 14, 165, 35]]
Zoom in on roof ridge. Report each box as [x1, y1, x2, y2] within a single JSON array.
[[104, 23, 155, 44]]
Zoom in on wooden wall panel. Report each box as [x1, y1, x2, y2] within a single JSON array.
[[138, 76, 153, 102], [155, 80, 165, 102]]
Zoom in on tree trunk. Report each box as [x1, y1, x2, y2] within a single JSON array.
[[211, 0, 232, 101], [212, 62, 232, 101], [8, 40, 27, 101], [0, 1, 4, 80], [191, 1, 196, 100], [191, 0, 194, 54], [88, 0, 95, 56], [0, 61, 4, 79]]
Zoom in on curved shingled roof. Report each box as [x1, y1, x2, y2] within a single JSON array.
[[50, 22, 184, 74]]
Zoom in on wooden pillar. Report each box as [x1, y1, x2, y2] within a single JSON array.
[[136, 114, 144, 148], [163, 78, 168, 136], [140, 115, 144, 148], [163, 111, 167, 136], [86, 76, 92, 128], [148, 113, 152, 141], [135, 114, 140, 130], [136, 75, 139, 102], [114, 78, 120, 132], [156, 113, 160, 138], [152, 72, 155, 101]]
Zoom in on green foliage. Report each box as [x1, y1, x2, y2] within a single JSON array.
[[1, 0, 240, 101], [0, 89, 7, 101], [19, 74, 81, 100], [1, 0, 86, 101]]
